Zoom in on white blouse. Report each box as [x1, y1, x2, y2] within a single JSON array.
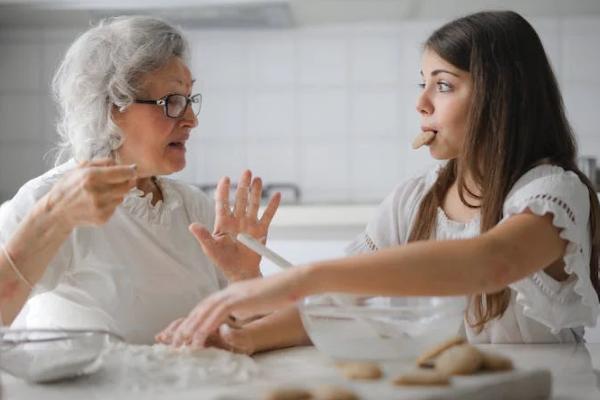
[[0, 160, 227, 344], [347, 164, 600, 343]]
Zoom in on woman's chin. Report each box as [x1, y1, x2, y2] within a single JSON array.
[[167, 159, 186, 174]]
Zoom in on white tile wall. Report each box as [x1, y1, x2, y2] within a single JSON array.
[[298, 89, 348, 138], [1, 16, 600, 203], [298, 36, 348, 86]]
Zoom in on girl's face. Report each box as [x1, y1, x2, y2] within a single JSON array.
[[114, 56, 198, 177], [416, 49, 472, 160]]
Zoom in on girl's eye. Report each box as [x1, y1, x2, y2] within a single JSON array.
[[437, 81, 452, 92], [417, 82, 426, 89]]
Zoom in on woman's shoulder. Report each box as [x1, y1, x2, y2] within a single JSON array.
[[11, 160, 76, 208]]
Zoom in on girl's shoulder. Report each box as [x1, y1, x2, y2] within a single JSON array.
[[506, 164, 589, 207], [503, 163, 591, 229], [509, 164, 586, 194], [386, 163, 442, 209]]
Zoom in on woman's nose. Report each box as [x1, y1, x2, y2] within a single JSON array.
[[181, 104, 198, 128]]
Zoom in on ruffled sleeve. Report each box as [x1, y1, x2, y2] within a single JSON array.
[[502, 165, 599, 332], [345, 167, 439, 255]]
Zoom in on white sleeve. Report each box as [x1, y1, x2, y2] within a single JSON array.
[[345, 171, 434, 255], [0, 173, 74, 294], [503, 166, 599, 332]]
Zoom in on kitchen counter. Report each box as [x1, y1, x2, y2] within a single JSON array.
[[268, 204, 376, 227], [265, 204, 376, 240], [2, 343, 599, 399]]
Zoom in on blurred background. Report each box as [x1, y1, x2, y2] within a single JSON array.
[[0, 0, 599, 205]]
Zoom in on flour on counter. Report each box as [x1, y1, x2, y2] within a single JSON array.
[[99, 343, 259, 392]]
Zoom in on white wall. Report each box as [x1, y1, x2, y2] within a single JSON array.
[[1, 16, 599, 203]]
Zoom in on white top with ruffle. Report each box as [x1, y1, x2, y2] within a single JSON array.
[[0, 160, 227, 344], [346, 164, 599, 343]]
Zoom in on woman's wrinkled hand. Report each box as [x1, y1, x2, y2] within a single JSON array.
[[155, 316, 256, 355], [44, 158, 137, 231], [190, 170, 281, 282], [156, 268, 307, 348]]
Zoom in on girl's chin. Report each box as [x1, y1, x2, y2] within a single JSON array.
[[428, 148, 458, 161]]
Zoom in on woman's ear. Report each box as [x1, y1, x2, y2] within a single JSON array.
[[111, 104, 126, 126]]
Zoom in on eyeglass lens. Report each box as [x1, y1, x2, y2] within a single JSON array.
[[166, 94, 202, 118]]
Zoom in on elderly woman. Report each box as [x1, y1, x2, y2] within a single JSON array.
[[0, 16, 279, 344]]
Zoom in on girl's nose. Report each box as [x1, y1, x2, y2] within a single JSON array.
[[416, 91, 433, 116]]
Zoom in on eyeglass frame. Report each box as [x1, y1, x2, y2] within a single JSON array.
[[133, 93, 202, 119]]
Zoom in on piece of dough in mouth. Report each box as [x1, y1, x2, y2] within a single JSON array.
[[411, 130, 436, 149]]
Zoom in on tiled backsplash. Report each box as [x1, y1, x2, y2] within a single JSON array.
[[1, 17, 599, 203]]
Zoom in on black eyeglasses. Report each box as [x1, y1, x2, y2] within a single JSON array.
[[133, 93, 202, 119]]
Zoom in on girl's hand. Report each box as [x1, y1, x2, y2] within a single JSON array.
[[159, 268, 309, 348], [45, 159, 137, 231], [190, 170, 281, 282]]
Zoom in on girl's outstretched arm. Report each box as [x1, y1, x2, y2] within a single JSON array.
[[162, 211, 567, 347]]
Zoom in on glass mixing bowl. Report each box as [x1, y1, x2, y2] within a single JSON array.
[[0, 328, 121, 383], [299, 294, 467, 360]]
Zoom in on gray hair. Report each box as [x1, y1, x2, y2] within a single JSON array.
[[52, 15, 189, 162]]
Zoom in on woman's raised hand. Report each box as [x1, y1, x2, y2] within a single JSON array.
[[45, 158, 137, 231], [189, 170, 281, 282]]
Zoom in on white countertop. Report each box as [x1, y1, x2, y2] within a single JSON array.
[[3, 343, 600, 399], [267, 204, 376, 227]]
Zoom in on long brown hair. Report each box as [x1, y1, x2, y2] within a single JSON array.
[[407, 11, 600, 331]]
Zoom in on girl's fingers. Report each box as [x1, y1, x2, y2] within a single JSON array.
[[156, 318, 184, 344], [173, 297, 220, 347], [247, 177, 262, 218], [259, 192, 281, 229], [233, 170, 252, 219], [191, 302, 234, 346]]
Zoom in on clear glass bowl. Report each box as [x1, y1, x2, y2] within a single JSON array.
[[0, 328, 121, 383], [299, 294, 467, 360]]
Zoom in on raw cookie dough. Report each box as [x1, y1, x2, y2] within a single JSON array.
[[434, 344, 484, 376], [411, 130, 436, 149], [393, 369, 450, 386], [312, 385, 359, 400], [481, 351, 514, 371], [336, 361, 382, 380], [416, 336, 466, 368], [265, 387, 313, 400]]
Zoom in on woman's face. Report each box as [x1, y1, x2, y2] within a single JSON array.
[[114, 56, 197, 177], [416, 48, 472, 160]]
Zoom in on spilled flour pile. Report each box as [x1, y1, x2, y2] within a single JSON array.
[[99, 342, 259, 392]]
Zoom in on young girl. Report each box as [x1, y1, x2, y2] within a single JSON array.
[[158, 10, 600, 349]]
